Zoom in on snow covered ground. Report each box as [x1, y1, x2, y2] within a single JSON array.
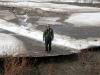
[[0, 0, 100, 3], [65, 12, 100, 27], [0, 2, 100, 13], [0, 18, 100, 56], [0, 2, 100, 57], [0, 33, 27, 57], [37, 17, 61, 25]]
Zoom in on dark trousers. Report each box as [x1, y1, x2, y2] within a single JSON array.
[[45, 39, 52, 52]]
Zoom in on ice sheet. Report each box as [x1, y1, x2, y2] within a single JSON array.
[[0, 19, 100, 52]]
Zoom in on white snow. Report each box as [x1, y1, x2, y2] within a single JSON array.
[[38, 17, 60, 21], [0, 1, 100, 56], [0, 0, 99, 3], [0, 33, 27, 57], [65, 12, 100, 27], [0, 2, 100, 13], [37, 21, 62, 25], [0, 19, 100, 53], [37, 17, 61, 25]]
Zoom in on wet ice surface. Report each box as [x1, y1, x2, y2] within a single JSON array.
[[0, 2, 100, 57]]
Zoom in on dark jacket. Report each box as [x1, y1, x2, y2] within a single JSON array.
[[43, 28, 54, 41]]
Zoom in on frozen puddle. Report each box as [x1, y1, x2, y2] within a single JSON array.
[[0, 19, 100, 57]]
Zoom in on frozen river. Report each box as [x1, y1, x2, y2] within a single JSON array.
[[0, 2, 100, 57]]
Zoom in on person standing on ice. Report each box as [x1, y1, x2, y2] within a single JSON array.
[[43, 25, 54, 52]]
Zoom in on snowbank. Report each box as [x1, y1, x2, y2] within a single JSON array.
[[65, 12, 100, 27], [0, 33, 27, 57]]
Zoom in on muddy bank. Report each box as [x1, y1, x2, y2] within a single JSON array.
[[0, 48, 99, 75], [2, 54, 78, 75]]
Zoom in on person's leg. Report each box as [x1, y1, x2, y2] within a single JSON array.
[[49, 40, 51, 52], [45, 40, 48, 51]]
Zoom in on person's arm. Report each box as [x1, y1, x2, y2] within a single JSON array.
[[51, 29, 54, 40], [43, 30, 45, 41]]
